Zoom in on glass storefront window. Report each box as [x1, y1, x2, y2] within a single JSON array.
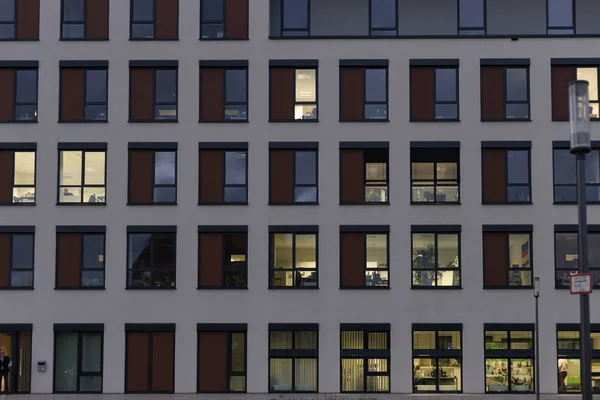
[[414, 358, 462, 392], [341, 329, 390, 393], [485, 358, 533, 392], [486, 358, 509, 392]]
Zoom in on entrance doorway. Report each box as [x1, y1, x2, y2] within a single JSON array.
[[0, 325, 32, 394]]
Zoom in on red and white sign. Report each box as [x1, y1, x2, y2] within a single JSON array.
[[570, 273, 593, 294]]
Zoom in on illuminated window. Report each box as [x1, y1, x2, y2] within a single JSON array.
[[412, 230, 460, 288], [269, 326, 318, 392], [58, 149, 106, 204], [411, 148, 460, 204], [270, 230, 318, 288]]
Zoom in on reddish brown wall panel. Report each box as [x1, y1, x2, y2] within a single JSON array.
[[483, 233, 508, 287], [482, 149, 507, 203], [16, 0, 39, 39], [0, 235, 10, 287], [155, 0, 178, 39], [129, 150, 154, 203], [200, 69, 225, 121], [270, 150, 293, 203], [552, 66, 575, 120], [225, 0, 248, 39], [198, 234, 223, 287], [0, 69, 15, 121], [410, 67, 434, 120], [56, 234, 82, 287], [199, 150, 224, 203], [481, 67, 506, 120], [340, 233, 365, 287], [198, 332, 228, 392], [340, 149, 365, 203], [270, 68, 294, 120], [151, 332, 175, 392], [130, 68, 154, 121], [60, 69, 85, 121], [340, 67, 365, 121], [85, 0, 109, 39], [126, 332, 149, 392], [0, 151, 13, 204]]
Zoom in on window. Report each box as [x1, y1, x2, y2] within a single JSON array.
[[555, 227, 600, 289], [199, 62, 248, 122], [340, 144, 389, 204], [458, 0, 485, 35], [130, 0, 178, 39], [198, 144, 248, 204], [411, 146, 460, 204], [0, 146, 36, 204], [198, 227, 247, 288], [269, 325, 318, 392], [0, 0, 39, 40], [369, 0, 396, 36], [269, 144, 318, 204], [547, 0, 574, 35], [56, 227, 105, 289], [200, 0, 248, 39], [340, 226, 389, 288], [61, 0, 109, 40], [552, 64, 599, 120], [412, 325, 462, 393], [0, 65, 38, 122], [54, 326, 103, 393], [341, 324, 390, 393], [60, 63, 108, 122], [270, 61, 318, 121], [58, 148, 106, 204], [0, 228, 34, 289], [485, 325, 534, 393], [128, 144, 177, 205], [553, 146, 600, 203], [411, 228, 460, 288], [340, 62, 388, 121], [556, 325, 600, 393], [281, 0, 308, 36], [197, 324, 246, 393], [270, 228, 318, 288], [410, 63, 459, 121], [125, 324, 175, 393], [481, 62, 530, 121], [482, 144, 531, 204], [127, 227, 176, 288], [483, 227, 533, 288], [129, 62, 178, 122]]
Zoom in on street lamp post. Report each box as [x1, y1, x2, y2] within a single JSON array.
[[568, 80, 593, 400], [534, 277, 540, 400]]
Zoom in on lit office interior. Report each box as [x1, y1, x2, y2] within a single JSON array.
[[412, 233, 460, 287], [341, 330, 390, 392], [413, 330, 462, 393], [485, 330, 534, 393], [557, 329, 600, 393], [365, 150, 388, 203], [269, 330, 318, 392], [0, 331, 31, 393], [365, 234, 388, 287], [59, 151, 106, 203], [272, 234, 317, 287], [411, 161, 459, 203], [12, 152, 35, 203], [294, 69, 317, 120], [577, 68, 599, 118], [555, 232, 600, 288]]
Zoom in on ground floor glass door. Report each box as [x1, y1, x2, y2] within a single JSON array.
[[0, 331, 31, 393]]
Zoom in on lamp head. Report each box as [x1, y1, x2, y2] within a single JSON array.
[[533, 277, 540, 297], [569, 80, 592, 154]]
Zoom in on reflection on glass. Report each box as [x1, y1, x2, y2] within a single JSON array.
[[506, 68, 528, 102], [85, 105, 107, 121], [226, 70, 247, 103], [54, 332, 78, 392], [154, 152, 176, 185], [202, 0, 224, 21], [155, 70, 177, 103], [16, 70, 37, 103], [548, 0, 573, 28], [131, 24, 153, 38], [294, 187, 316, 203], [459, 0, 484, 28], [283, 0, 308, 30], [370, 0, 396, 29], [507, 151, 529, 184], [0, 0, 15, 22], [86, 70, 107, 103], [62, 24, 84, 39], [295, 152, 316, 185], [365, 69, 387, 102], [436, 69, 456, 102]]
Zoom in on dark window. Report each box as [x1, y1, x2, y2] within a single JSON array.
[[0, 232, 34, 288], [154, 69, 177, 120], [553, 148, 600, 203], [127, 232, 176, 288], [369, 0, 397, 36], [197, 328, 246, 392], [459, 0, 485, 35], [128, 148, 177, 205], [0, 149, 36, 204], [61, 0, 109, 40], [0, 0, 39, 40], [412, 231, 460, 288], [269, 148, 318, 204], [56, 231, 105, 289], [269, 329, 318, 392], [85, 70, 108, 120], [410, 66, 459, 121], [200, 0, 248, 40], [412, 327, 462, 393], [483, 231, 533, 288], [58, 150, 106, 204], [482, 147, 531, 204], [270, 66, 318, 121], [199, 66, 248, 122], [281, 0, 308, 36], [199, 148, 247, 204], [555, 231, 600, 288], [125, 328, 175, 393], [130, 66, 178, 122], [340, 229, 389, 288], [341, 327, 390, 392], [198, 231, 247, 288], [340, 147, 389, 204], [481, 65, 530, 121], [411, 148, 460, 204], [130, 0, 178, 40], [59, 67, 108, 122], [14, 69, 37, 121], [0, 0, 15, 38], [340, 66, 388, 121], [556, 327, 600, 393], [270, 232, 318, 288], [547, 0, 574, 35], [54, 331, 103, 393], [485, 327, 534, 393]]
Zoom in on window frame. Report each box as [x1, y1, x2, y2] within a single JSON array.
[[363, 67, 389, 121], [292, 67, 318, 122], [280, 0, 309, 37], [152, 68, 178, 122], [223, 68, 249, 122], [556, 325, 600, 394], [151, 150, 178, 204], [482, 147, 532, 205], [55, 231, 106, 290], [196, 328, 247, 393], [364, 149, 389, 204], [60, 0, 86, 40], [130, 0, 156, 39], [82, 68, 109, 121], [8, 149, 36, 205], [200, 0, 225, 40], [553, 147, 600, 204], [1, 231, 35, 290], [362, 232, 390, 288], [554, 229, 600, 289], [53, 330, 104, 393], [12, 68, 38, 122], [547, 0, 575, 35], [457, 0, 486, 36], [483, 230, 534, 289], [197, 230, 248, 289], [269, 230, 319, 289], [0, 0, 15, 40], [433, 67, 459, 121], [223, 149, 248, 204], [503, 66, 531, 121], [126, 231, 177, 289], [410, 149, 461, 205], [292, 149, 318, 204], [57, 149, 107, 205], [411, 230, 461, 289], [268, 328, 319, 393], [368, 0, 398, 36]]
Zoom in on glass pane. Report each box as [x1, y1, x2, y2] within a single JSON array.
[[83, 187, 105, 203], [558, 331, 580, 350], [296, 331, 317, 349], [151, 269, 175, 287], [511, 331, 533, 350], [365, 69, 387, 102], [155, 70, 177, 103], [269, 359, 292, 391], [509, 234, 531, 270], [295, 151, 316, 185], [270, 331, 292, 349], [231, 333, 245, 372], [559, 358, 580, 393], [506, 103, 529, 119], [54, 332, 78, 392], [12, 186, 35, 203], [283, 0, 308, 29], [14, 105, 37, 121], [294, 187, 316, 203], [592, 333, 600, 350], [153, 233, 175, 269], [128, 233, 151, 270], [154, 185, 176, 201], [412, 234, 435, 269], [272, 270, 293, 287], [82, 270, 104, 287], [16, 70, 37, 103], [85, 105, 107, 121], [229, 376, 245, 392], [370, 29, 396, 36], [548, 0, 573, 27], [507, 186, 530, 202], [511, 359, 534, 391], [224, 104, 247, 120], [506, 68, 528, 102], [485, 331, 508, 350], [341, 359, 364, 392], [79, 376, 102, 392], [132, 0, 153, 21], [63, 0, 84, 22], [459, 0, 484, 28], [59, 187, 82, 203], [437, 234, 459, 269], [365, 186, 387, 203], [226, 69, 247, 103], [273, 234, 293, 270], [507, 150, 529, 184], [368, 332, 388, 349], [224, 151, 246, 185], [154, 105, 177, 120], [414, 358, 437, 392], [295, 69, 316, 103], [366, 234, 387, 269], [412, 163, 434, 180], [132, 23, 153, 38], [367, 375, 389, 392], [437, 163, 457, 180], [0, 0, 14, 22], [86, 70, 107, 103], [435, 104, 458, 120], [81, 332, 102, 372], [586, 150, 600, 183], [13, 152, 35, 185], [554, 149, 576, 184], [59, 151, 82, 186], [10, 271, 32, 287], [84, 152, 105, 185], [486, 358, 509, 392], [224, 187, 246, 203], [201, 23, 224, 39], [577, 68, 598, 101], [294, 104, 317, 120], [365, 104, 388, 120], [341, 331, 363, 350], [295, 359, 317, 391], [154, 152, 176, 185], [436, 69, 456, 102], [439, 358, 461, 391], [296, 234, 316, 270], [371, 0, 396, 29], [202, 0, 223, 21], [83, 235, 104, 270], [438, 331, 461, 349], [62, 24, 84, 38]]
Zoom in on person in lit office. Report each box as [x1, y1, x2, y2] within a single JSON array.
[[0, 349, 10, 394], [558, 358, 568, 392]]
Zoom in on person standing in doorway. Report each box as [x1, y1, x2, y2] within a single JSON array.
[[558, 358, 568, 392], [0, 349, 10, 394]]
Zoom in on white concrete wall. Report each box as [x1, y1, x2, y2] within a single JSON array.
[[1, 0, 600, 395]]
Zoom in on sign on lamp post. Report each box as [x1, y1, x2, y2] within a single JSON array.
[[570, 273, 593, 295]]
